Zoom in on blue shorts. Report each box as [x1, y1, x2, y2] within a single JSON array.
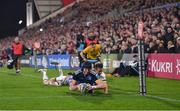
[[87, 60, 98, 63]]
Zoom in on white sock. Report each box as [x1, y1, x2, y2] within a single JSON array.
[[42, 71, 48, 80], [43, 69, 47, 72], [92, 86, 97, 89], [58, 68, 63, 77]]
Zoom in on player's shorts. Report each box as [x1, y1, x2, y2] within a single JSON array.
[[87, 59, 98, 63], [65, 76, 73, 85], [55, 75, 73, 86], [55, 76, 66, 86]]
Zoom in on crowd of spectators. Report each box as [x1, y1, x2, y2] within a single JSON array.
[[0, 0, 180, 60]]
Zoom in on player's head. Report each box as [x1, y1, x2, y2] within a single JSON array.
[[14, 37, 19, 43], [95, 62, 103, 74], [88, 33, 95, 40], [177, 37, 180, 45], [82, 62, 92, 76]]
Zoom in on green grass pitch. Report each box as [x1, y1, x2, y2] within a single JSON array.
[[0, 67, 180, 110]]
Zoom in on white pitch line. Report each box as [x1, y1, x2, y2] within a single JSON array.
[[119, 91, 180, 103], [120, 90, 180, 103], [146, 95, 180, 102]]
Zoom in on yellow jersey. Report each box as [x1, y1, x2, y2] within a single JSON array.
[[82, 44, 102, 60]]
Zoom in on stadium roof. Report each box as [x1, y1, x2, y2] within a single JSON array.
[[34, 0, 63, 18]]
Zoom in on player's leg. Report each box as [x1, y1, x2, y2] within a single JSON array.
[[102, 81, 108, 94], [13, 55, 18, 73], [48, 78, 59, 86], [58, 63, 63, 76], [39, 69, 63, 86], [55, 75, 67, 86], [16, 56, 21, 73], [38, 69, 49, 85]]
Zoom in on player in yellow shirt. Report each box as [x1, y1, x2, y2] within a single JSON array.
[[80, 42, 102, 62]]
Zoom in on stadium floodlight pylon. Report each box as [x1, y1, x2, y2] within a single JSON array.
[[138, 19, 147, 96]]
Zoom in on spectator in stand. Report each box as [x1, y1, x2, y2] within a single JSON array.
[[130, 39, 138, 53], [167, 41, 176, 53], [119, 43, 131, 54], [164, 27, 175, 45], [144, 37, 150, 53], [76, 33, 85, 67], [67, 41, 75, 54], [111, 45, 119, 54], [157, 41, 167, 53], [175, 37, 180, 53], [0, 50, 7, 66], [149, 42, 158, 53]]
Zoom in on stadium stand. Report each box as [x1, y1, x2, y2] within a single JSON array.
[[0, 0, 179, 58]]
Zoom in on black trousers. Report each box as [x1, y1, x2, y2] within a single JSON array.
[[78, 51, 83, 67], [12, 54, 21, 69]]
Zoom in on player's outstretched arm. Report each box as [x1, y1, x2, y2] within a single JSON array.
[[90, 80, 108, 94]]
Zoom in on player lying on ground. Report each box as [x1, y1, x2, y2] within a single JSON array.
[[38, 64, 73, 86], [38, 62, 108, 95], [69, 62, 108, 95]]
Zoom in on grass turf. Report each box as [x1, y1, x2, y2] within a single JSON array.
[[0, 67, 180, 110]]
